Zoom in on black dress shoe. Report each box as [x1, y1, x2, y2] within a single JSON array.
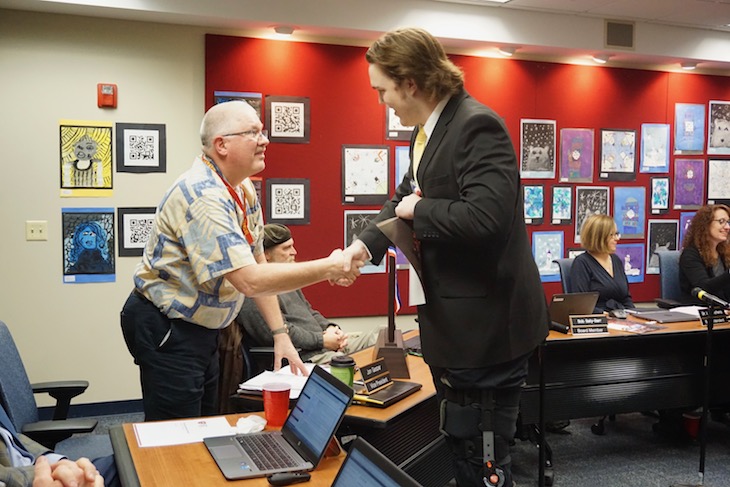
[[545, 420, 571, 433]]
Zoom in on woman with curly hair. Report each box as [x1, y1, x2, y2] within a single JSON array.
[[679, 204, 730, 305]]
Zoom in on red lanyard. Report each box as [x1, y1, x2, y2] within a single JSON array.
[[202, 155, 254, 245]]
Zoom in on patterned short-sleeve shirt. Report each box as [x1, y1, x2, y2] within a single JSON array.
[[134, 156, 264, 329]]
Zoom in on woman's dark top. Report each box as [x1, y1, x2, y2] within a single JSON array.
[[570, 252, 634, 312], [679, 245, 730, 305]]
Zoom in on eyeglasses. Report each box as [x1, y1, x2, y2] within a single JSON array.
[[609, 232, 621, 239], [221, 129, 269, 141], [713, 218, 730, 227]]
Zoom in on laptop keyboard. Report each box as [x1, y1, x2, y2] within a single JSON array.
[[236, 434, 298, 470]]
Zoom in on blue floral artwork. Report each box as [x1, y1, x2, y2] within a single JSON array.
[[523, 185, 544, 223], [551, 186, 572, 223], [650, 177, 669, 212], [532, 231, 563, 282], [613, 186, 646, 239], [615, 243, 645, 284], [640, 123, 670, 173]]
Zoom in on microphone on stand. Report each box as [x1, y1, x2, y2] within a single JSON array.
[[692, 287, 730, 309]]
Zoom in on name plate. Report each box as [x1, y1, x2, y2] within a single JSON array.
[[357, 358, 393, 395], [698, 308, 729, 327], [570, 314, 609, 334]]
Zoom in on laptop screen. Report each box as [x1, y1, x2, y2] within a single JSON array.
[[332, 438, 421, 487], [282, 367, 351, 459]]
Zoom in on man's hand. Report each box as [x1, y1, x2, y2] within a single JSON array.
[[331, 241, 369, 287], [272, 334, 308, 376], [323, 326, 347, 351], [327, 248, 364, 287], [33, 455, 104, 487], [395, 193, 422, 220]]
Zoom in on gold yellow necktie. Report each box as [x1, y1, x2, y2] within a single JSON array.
[[412, 125, 427, 188]]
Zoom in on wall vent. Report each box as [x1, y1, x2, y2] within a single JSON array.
[[605, 20, 635, 50]]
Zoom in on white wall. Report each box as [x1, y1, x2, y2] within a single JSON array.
[[0, 9, 208, 405], [0, 8, 410, 406]]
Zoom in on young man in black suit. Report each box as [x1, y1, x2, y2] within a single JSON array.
[[342, 28, 549, 487]]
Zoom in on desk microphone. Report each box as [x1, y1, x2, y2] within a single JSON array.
[[692, 287, 730, 309], [549, 321, 570, 334]]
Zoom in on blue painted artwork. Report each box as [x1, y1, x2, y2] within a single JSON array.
[[613, 186, 646, 239], [674, 103, 705, 154], [62, 207, 116, 284], [640, 123, 670, 173], [532, 231, 563, 282], [523, 185, 544, 220], [615, 243, 645, 284]]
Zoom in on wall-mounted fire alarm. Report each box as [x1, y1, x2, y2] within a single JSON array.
[[97, 83, 117, 108]]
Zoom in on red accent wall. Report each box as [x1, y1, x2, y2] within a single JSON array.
[[206, 34, 730, 317]]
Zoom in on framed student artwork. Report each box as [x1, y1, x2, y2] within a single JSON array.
[[265, 95, 310, 144], [394, 145, 410, 191], [674, 103, 705, 154], [650, 176, 670, 214], [567, 248, 586, 259], [342, 145, 390, 205], [117, 207, 156, 257], [639, 123, 670, 173], [707, 100, 730, 155], [213, 91, 263, 120], [523, 184, 544, 225], [559, 128, 594, 183], [672, 159, 705, 209], [265, 178, 310, 225], [615, 243, 645, 284], [115, 123, 167, 174], [613, 186, 646, 239], [679, 211, 696, 248], [574, 186, 609, 243], [646, 219, 679, 274], [520, 119, 556, 179], [707, 159, 730, 205], [59, 120, 113, 197], [599, 129, 636, 181], [62, 207, 115, 284], [344, 210, 385, 274], [385, 106, 415, 141], [551, 186, 572, 225], [532, 231, 563, 283]]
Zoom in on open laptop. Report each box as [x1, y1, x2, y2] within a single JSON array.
[[549, 292, 600, 326], [204, 365, 353, 480], [332, 437, 421, 487]]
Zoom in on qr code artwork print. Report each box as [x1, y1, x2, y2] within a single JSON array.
[[116, 123, 166, 173], [265, 178, 310, 225], [118, 207, 156, 257], [265, 96, 310, 143]]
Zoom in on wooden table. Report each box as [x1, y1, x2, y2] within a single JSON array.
[[110, 413, 344, 487]]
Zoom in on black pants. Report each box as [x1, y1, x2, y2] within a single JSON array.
[[120, 292, 220, 421], [431, 352, 530, 487]]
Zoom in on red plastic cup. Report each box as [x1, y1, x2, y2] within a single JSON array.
[[682, 412, 701, 440], [262, 382, 290, 428]]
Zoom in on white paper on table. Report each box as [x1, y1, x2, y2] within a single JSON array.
[[238, 363, 319, 399], [669, 305, 704, 317], [133, 416, 234, 447]]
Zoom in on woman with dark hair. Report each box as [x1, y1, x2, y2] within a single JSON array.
[[679, 203, 730, 305], [570, 214, 634, 313]]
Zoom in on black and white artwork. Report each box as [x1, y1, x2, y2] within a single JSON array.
[[265, 178, 310, 225], [574, 186, 609, 243], [115, 123, 166, 173], [265, 96, 310, 143], [117, 207, 156, 257], [707, 159, 730, 204], [344, 210, 385, 274], [646, 219, 678, 274], [708, 100, 730, 155], [520, 119, 556, 179]]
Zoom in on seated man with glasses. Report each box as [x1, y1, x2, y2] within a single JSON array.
[[570, 214, 635, 313]]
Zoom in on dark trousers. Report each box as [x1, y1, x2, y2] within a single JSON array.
[[120, 292, 220, 421], [431, 352, 530, 487]]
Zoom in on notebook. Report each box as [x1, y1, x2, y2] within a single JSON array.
[[353, 380, 422, 408], [204, 365, 353, 480], [629, 309, 699, 324], [332, 437, 421, 487], [549, 292, 600, 326]]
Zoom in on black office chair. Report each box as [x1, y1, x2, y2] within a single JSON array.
[[655, 250, 685, 308], [0, 320, 98, 449], [553, 258, 574, 293]]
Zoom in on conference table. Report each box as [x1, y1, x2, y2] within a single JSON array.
[[520, 315, 730, 487], [231, 329, 453, 487]]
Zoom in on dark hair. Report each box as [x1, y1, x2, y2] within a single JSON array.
[[365, 27, 464, 102], [683, 204, 730, 267]]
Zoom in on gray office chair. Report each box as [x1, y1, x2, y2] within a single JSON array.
[[655, 250, 685, 308], [553, 258, 574, 293], [0, 320, 98, 449]]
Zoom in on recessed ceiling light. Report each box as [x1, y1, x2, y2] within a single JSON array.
[[498, 46, 517, 57], [592, 54, 611, 64], [274, 25, 294, 36], [681, 61, 697, 70]]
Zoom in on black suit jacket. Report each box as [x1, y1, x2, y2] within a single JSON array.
[[679, 245, 730, 304], [358, 90, 549, 368]]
